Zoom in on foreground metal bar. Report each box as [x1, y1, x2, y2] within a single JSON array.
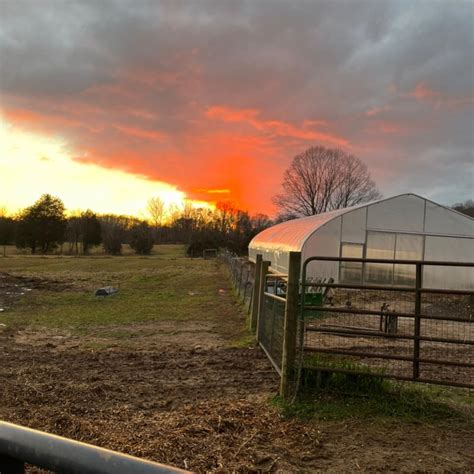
[[0, 421, 188, 474]]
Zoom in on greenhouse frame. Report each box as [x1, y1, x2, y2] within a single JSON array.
[[249, 194, 474, 289]]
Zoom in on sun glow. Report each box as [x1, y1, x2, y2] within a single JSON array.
[[0, 122, 207, 217]]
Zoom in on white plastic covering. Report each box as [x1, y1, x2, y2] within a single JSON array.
[[248, 193, 474, 289]]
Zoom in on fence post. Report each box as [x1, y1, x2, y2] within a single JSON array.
[[280, 251, 302, 399], [237, 263, 244, 297], [413, 262, 422, 380], [256, 260, 271, 342], [251, 254, 263, 332]]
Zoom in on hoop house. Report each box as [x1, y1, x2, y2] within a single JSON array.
[[249, 194, 474, 289]]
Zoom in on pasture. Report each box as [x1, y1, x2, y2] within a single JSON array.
[[0, 246, 473, 472]]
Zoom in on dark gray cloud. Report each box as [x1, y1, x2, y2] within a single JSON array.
[[0, 0, 473, 212]]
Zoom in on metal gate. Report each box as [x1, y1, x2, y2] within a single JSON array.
[[300, 257, 473, 388]]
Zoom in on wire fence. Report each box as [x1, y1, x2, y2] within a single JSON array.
[[219, 250, 255, 314], [258, 292, 286, 375], [222, 251, 473, 396], [301, 258, 474, 388]]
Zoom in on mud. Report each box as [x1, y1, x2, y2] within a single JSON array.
[[0, 272, 72, 312]]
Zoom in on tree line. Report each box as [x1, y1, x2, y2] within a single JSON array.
[[1, 146, 471, 257], [0, 194, 272, 257]]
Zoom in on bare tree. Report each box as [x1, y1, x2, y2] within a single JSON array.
[[452, 199, 474, 218], [147, 196, 166, 227], [273, 146, 381, 217]]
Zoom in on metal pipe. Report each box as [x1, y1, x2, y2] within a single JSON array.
[[301, 281, 474, 295], [263, 292, 286, 303], [303, 306, 415, 318], [0, 421, 188, 474], [303, 256, 474, 267], [304, 306, 472, 323], [306, 326, 474, 345]]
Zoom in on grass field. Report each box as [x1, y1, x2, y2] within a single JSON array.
[[0, 245, 245, 343], [1, 246, 473, 472]]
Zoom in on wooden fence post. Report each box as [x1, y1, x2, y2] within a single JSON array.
[[251, 254, 263, 332], [256, 260, 270, 342], [280, 251, 302, 399]]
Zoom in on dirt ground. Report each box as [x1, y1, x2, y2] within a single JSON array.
[[1, 270, 473, 472]]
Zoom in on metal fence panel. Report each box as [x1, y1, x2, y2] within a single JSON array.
[[258, 293, 286, 374], [301, 257, 473, 389]]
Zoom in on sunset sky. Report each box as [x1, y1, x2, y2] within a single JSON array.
[[0, 0, 473, 217]]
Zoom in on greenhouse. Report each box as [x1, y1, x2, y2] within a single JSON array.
[[249, 194, 474, 289]]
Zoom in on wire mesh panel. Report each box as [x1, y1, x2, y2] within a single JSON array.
[[418, 290, 473, 386], [220, 250, 255, 313], [301, 257, 474, 388], [304, 287, 415, 379], [258, 293, 286, 374]]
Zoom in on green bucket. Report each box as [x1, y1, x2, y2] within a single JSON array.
[[303, 292, 323, 318]]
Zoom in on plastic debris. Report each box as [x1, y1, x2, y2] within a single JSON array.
[[95, 286, 118, 297]]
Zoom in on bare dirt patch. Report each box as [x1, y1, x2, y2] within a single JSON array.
[[1, 329, 473, 473], [10, 320, 230, 351]]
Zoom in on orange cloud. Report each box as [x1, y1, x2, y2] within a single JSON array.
[[206, 106, 349, 146], [4, 108, 42, 123], [206, 106, 260, 123], [114, 125, 165, 141]]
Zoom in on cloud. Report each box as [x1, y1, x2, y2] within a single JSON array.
[[1, 0, 473, 213], [401, 82, 474, 109], [114, 125, 166, 141], [206, 106, 349, 146]]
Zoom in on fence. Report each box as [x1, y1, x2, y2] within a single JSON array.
[[234, 252, 473, 400], [301, 257, 473, 389], [257, 286, 286, 375], [0, 420, 187, 474], [220, 250, 255, 314]]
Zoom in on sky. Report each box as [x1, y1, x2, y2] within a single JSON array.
[[0, 0, 473, 217]]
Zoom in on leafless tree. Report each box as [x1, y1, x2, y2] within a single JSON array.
[[452, 199, 474, 218], [273, 146, 381, 217], [147, 196, 166, 227]]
